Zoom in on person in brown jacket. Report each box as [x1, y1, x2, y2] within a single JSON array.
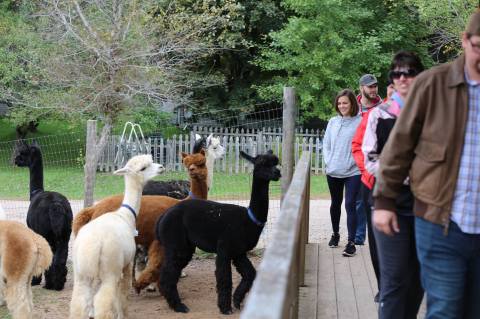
[[373, 10, 480, 319]]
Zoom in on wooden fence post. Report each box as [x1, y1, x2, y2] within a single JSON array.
[[281, 87, 296, 204], [84, 120, 97, 208]]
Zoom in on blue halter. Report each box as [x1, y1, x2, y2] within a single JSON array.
[[247, 207, 265, 227], [188, 191, 196, 199], [121, 203, 137, 219]]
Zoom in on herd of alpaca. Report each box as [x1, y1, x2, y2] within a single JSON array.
[[0, 133, 281, 318], [72, 149, 209, 292]]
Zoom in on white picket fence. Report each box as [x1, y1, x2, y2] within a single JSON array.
[[97, 127, 325, 174]]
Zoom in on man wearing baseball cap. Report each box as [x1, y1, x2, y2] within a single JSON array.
[[374, 10, 480, 318], [351, 73, 383, 302]]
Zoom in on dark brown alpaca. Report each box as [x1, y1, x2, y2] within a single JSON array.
[[71, 150, 208, 292]]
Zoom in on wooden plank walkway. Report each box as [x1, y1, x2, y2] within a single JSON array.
[[299, 242, 427, 319], [299, 243, 378, 319]]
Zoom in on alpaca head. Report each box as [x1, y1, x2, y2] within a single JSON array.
[[206, 134, 225, 159], [181, 149, 207, 180], [114, 154, 165, 186], [240, 150, 281, 182], [14, 140, 41, 168], [193, 134, 225, 160]]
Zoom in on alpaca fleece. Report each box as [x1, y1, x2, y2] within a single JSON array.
[[14, 141, 72, 291], [72, 151, 208, 292], [155, 151, 280, 314], [0, 220, 52, 319], [69, 154, 163, 319]]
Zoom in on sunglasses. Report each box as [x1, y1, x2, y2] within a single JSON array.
[[389, 69, 418, 80]]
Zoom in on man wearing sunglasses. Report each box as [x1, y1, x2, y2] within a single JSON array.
[[373, 10, 480, 319]]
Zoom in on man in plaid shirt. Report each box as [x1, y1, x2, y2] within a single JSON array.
[[373, 10, 480, 318]]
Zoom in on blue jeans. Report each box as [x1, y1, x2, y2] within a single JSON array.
[[326, 175, 361, 242], [415, 217, 480, 319], [355, 195, 367, 243]]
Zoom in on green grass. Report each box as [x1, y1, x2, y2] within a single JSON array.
[[0, 166, 329, 200], [0, 118, 330, 200]]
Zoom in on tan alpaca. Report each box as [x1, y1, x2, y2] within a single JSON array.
[[0, 221, 52, 319], [71, 151, 208, 292]]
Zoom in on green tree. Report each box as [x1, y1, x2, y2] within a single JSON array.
[[156, 0, 289, 124], [257, 0, 432, 120], [0, 2, 52, 138], [405, 0, 476, 61]]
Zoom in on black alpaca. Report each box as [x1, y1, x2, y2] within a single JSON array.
[[142, 136, 206, 198], [155, 150, 281, 314], [14, 140, 73, 291]]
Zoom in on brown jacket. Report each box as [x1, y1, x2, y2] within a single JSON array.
[[374, 55, 468, 229]]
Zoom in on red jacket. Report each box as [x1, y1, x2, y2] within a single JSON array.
[[352, 95, 382, 189]]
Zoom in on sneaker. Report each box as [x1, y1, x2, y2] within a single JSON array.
[[328, 233, 340, 247], [342, 241, 356, 257]]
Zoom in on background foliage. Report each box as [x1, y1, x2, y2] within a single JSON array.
[[0, 0, 476, 135]]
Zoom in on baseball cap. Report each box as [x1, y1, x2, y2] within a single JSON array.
[[359, 74, 378, 86], [466, 9, 480, 36]]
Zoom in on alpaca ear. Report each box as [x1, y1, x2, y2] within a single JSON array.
[[113, 167, 131, 176], [240, 151, 255, 163], [206, 133, 213, 146], [195, 134, 201, 141], [181, 152, 188, 159]]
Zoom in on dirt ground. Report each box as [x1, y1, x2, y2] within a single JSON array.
[[0, 255, 260, 319]]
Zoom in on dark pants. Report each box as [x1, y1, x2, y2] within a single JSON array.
[[363, 183, 380, 291], [416, 217, 480, 319], [355, 195, 367, 243], [374, 214, 423, 319], [326, 175, 361, 242]]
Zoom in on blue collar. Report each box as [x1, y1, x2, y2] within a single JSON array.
[[247, 207, 265, 227], [121, 203, 137, 219], [188, 191, 196, 199]]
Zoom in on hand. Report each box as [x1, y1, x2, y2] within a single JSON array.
[[373, 209, 399, 236]]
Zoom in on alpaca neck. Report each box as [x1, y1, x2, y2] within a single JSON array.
[[120, 177, 143, 226], [29, 156, 44, 200], [248, 179, 269, 223], [206, 152, 214, 189], [188, 175, 208, 200]]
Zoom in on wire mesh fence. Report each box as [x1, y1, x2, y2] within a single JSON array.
[[0, 103, 319, 249]]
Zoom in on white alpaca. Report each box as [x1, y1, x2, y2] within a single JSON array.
[[197, 134, 225, 190], [0, 220, 52, 319], [69, 155, 164, 319]]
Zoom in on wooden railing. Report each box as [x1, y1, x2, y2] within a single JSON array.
[[241, 151, 311, 319]]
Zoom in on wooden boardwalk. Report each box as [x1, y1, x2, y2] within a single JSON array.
[[299, 241, 427, 319], [299, 243, 378, 319]]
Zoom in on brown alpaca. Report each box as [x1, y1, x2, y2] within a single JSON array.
[[72, 150, 208, 292], [0, 221, 53, 319]]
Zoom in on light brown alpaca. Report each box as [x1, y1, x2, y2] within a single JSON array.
[[71, 150, 208, 292], [0, 221, 52, 319]]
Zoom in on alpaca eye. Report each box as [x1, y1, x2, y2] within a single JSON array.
[[140, 166, 147, 171]]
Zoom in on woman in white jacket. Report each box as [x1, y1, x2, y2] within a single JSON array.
[[323, 89, 362, 256]]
